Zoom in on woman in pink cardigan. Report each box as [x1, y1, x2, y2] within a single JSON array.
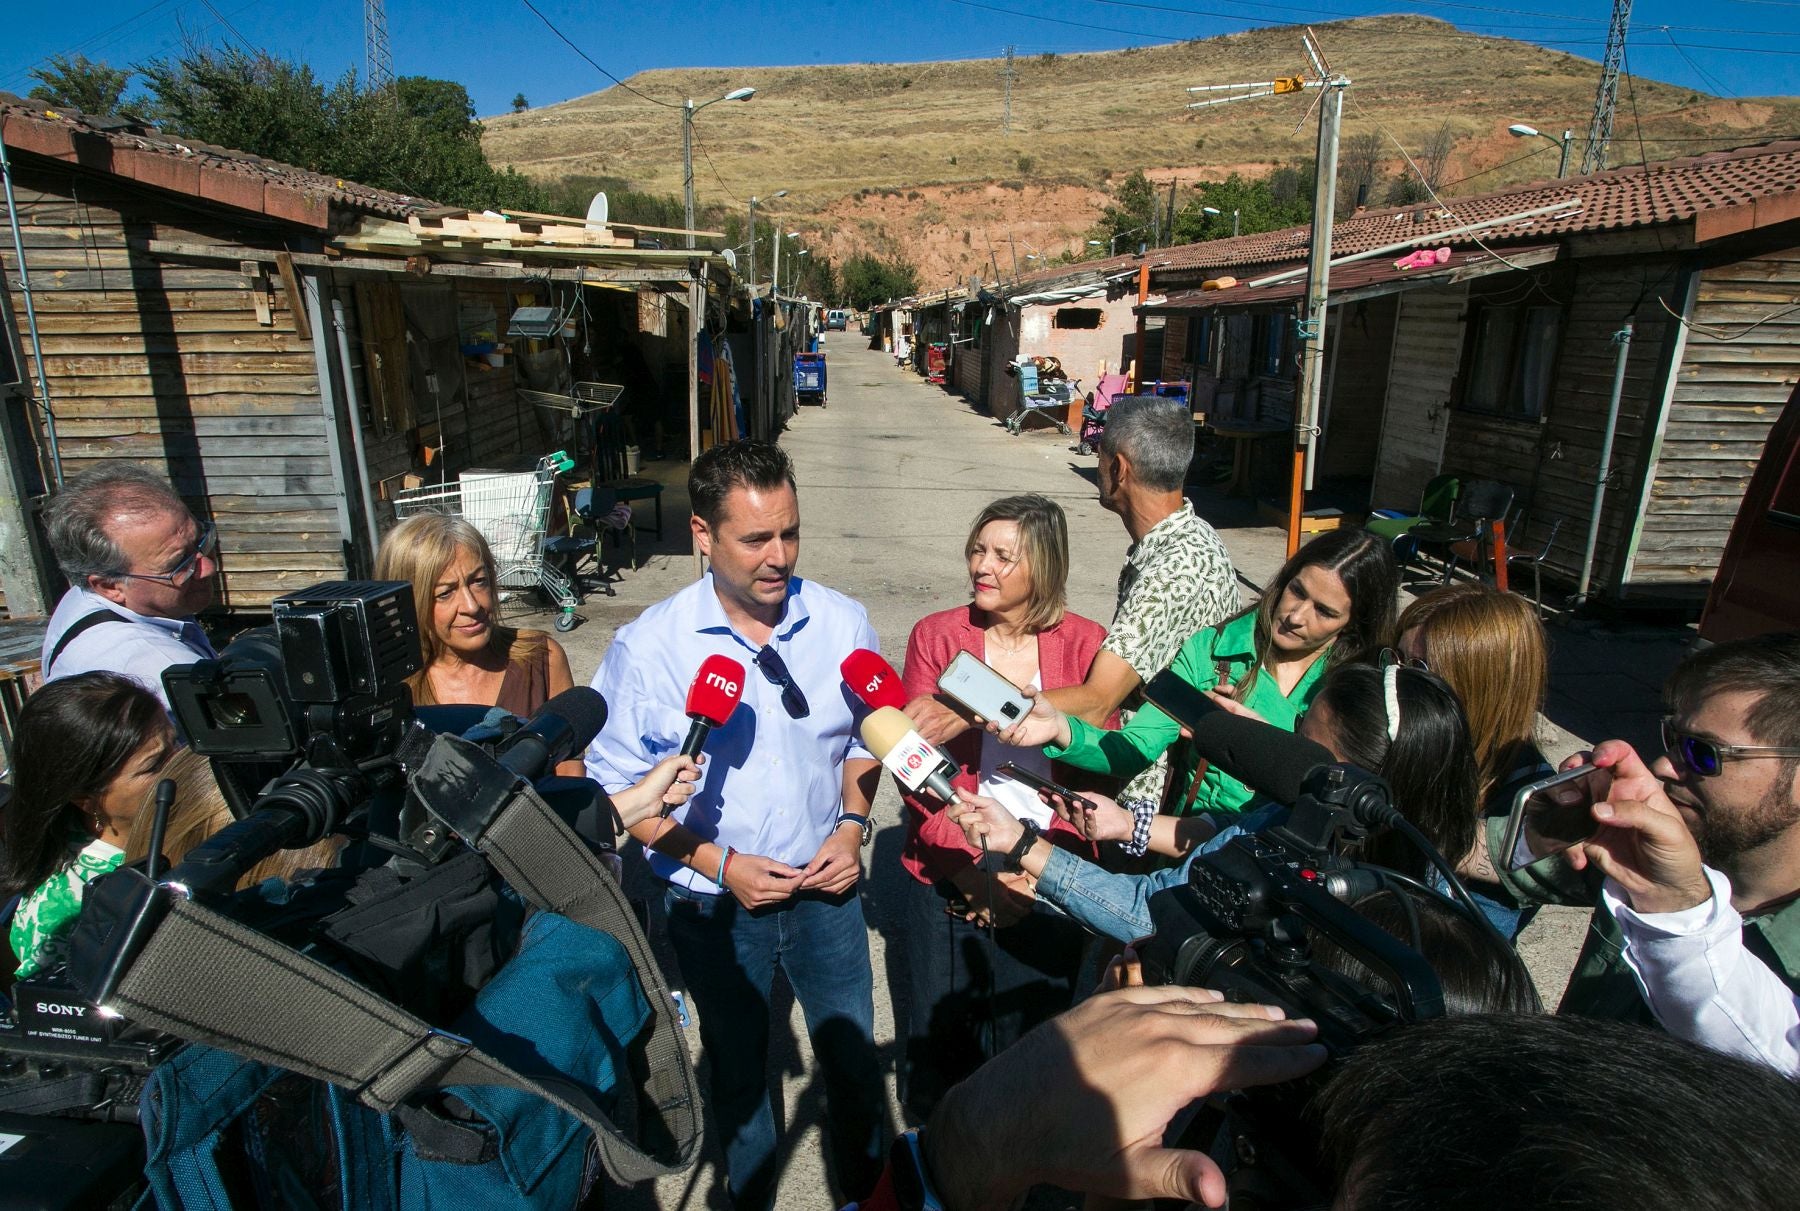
[[895, 493, 1115, 1121]]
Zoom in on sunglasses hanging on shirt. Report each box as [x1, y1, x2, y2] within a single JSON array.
[[754, 645, 810, 719]]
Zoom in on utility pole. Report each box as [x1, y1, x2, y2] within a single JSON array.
[[1166, 178, 1179, 248], [1582, 0, 1632, 174], [364, 0, 394, 93], [1001, 46, 1016, 134], [1187, 28, 1348, 556]]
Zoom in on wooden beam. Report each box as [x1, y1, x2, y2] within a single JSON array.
[[497, 207, 727, 240], [274, 252, 311, 341], [141, 239, 706, 285]]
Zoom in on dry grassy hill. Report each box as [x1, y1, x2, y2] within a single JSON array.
[[483, 15, 1800, 287]]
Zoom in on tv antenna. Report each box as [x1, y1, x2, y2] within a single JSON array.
[[1186, 28, 1349, 557]]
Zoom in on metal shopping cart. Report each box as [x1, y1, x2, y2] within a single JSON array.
[[392, 451, 584, 632]]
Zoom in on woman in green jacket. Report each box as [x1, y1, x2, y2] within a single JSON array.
[[998, 528, 1398, 819]]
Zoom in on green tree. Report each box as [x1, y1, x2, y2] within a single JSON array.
[[840, 254, 919, 309], [137, 47, 551, 212], [512, 93, 529, 113], [28, 54, 132, 114], [1168, 165, 1316, 246], [1090, 169, 1159, 252]]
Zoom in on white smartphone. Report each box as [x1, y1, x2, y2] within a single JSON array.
[[936, 651, 1033, 727]]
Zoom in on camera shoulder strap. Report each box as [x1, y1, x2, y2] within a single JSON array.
[[96, 769, 703, 1184], [46, 609, 132, 673]]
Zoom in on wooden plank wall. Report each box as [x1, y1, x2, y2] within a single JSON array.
[[1631, 251, 1800, 585], [1317, 294, 1397, 484], [0, 166, 347, 608], [1371, 285, 1467, 509], [1441, 259, 1679, 589]]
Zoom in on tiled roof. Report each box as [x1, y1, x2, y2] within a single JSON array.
[[1143, 244, 1561, 312], [0, 93, 428, 229], [1151, 138, 1800, 279]]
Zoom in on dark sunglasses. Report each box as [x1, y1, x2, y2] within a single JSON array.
[[1378, 646, 1429, 672], [754, 645, 810, 720], [1661, 716, 1800, 778]]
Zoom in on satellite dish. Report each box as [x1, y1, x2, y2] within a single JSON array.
[[721, 248, 738, 271], [584, 191, 609, 229]]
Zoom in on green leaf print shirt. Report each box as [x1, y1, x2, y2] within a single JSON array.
[[8, 834, 125, 980]]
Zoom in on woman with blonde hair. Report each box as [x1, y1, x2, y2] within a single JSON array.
[[1394, 582, 1554, 936], [375, 514, 581, 774], [894, 493, 1114, 1118]]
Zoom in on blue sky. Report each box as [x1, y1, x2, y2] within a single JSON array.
[[4, 0, 1798, 119]]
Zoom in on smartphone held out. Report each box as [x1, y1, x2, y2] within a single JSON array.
[[1504, 764, 1615, 870], [937, 651, 1034, 728]]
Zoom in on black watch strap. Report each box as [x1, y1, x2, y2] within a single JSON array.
[[1003, 820, 1041, 872]]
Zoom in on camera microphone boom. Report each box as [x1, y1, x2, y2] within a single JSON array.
[[840, 649, 908, 713], [498, 687, 609, 780], [680, 656, 745, 758], [860, 706, 959, 805]]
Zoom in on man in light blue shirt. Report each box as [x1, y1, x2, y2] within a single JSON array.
[[39, 465, 219, 708], [586, 440, 883, 1210]]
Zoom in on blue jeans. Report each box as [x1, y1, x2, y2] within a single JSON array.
[[663, 883, 883, 1210]]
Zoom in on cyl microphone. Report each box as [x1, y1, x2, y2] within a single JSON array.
[[860, 705, 959, 804], [682, 654, 746, 757], [841, 648, 908, 712]]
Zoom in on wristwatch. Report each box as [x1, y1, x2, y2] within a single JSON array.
[[837, 812, 874, 847], [1002, 820, 1041, 872]]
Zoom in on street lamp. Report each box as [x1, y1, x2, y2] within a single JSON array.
[[682, 86, 755, 250], [1086, 226, 1148, 257], [1508, 123, 1573, 179], [748, 188, 787, 289], [1201, 205, 1240, 237], [792, 248, 810, 295], [772, 229, 801, 297]]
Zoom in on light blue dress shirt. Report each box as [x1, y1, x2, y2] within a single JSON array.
[[40, 586, 217, 708], [586, 573, 879, 894]]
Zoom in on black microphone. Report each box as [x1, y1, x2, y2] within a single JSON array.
[[497, 687, 609, 782], [1185, 706, 1337, 806]]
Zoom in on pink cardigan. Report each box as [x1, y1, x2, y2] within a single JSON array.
[[898, 604, 1116, 886]]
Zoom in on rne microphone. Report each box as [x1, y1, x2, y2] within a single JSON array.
[[841, 648, 908, 712], [682, 654, 746, 757], [860, 705, 959, 804], [498, 686, 610, 782]]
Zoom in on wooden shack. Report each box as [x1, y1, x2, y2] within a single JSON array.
[[1141, 139, 1800, 605], [0, 95, 726, 615]]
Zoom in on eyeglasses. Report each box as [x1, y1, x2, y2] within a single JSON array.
[[1378, 647, 1429, 672], [1661, 717, 1800, 778], [117, 522, 217, 589], [754, 645, 810, 720]]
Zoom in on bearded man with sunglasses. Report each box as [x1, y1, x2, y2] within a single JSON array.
[[1557, 632, 1800, 1073], [39, 464, 220, 709], [587, 440, 885, 1210]]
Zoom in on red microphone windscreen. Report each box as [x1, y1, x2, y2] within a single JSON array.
[[841, 648, 907, 711], [686, 655, 746, 726]]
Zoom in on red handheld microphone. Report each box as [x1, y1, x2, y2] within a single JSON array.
[[840, 648, 907, 712], [682, 654, 746, 757]]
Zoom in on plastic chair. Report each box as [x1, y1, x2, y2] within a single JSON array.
[[1366, 475, 1461, 567], [1414, 479, 1516, 584]]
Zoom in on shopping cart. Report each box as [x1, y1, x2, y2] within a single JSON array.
[[392, 451, 584, 632]]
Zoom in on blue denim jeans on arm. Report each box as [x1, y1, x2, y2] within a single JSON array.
[[663, 882, 884, 1211]]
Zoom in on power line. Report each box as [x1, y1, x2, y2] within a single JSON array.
[[1662, 27, 1737, 97], [515, 0, 680, 109]]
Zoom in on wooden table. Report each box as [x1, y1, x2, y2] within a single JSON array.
[[0, 617, 47, 769], [1202, 421, 1291, 497]]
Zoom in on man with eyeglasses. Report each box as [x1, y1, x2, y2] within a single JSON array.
[[586, 440, 884, 1210], [38, 464, 220, 708], [1556, 631, 1800, 1073]]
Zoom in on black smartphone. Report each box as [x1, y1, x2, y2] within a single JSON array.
[[995, 761, 1094, 812], [1143, 669, 1219, 732], [1503, 764, 1616, 870]]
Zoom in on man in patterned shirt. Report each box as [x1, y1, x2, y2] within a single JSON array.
[[1039, 395, 1238, 806], [907, 396, 1236, 807]]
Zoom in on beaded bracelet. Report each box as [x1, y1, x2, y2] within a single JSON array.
[[1121, 798, 1158, 858]]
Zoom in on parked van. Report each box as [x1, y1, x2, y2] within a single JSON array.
[[826, 309, 848, 331], [1699, 380, 1800, 643]]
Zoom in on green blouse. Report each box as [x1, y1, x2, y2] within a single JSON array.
[[8, 834, 125, 981], [1046, 611, 1332, 816]]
